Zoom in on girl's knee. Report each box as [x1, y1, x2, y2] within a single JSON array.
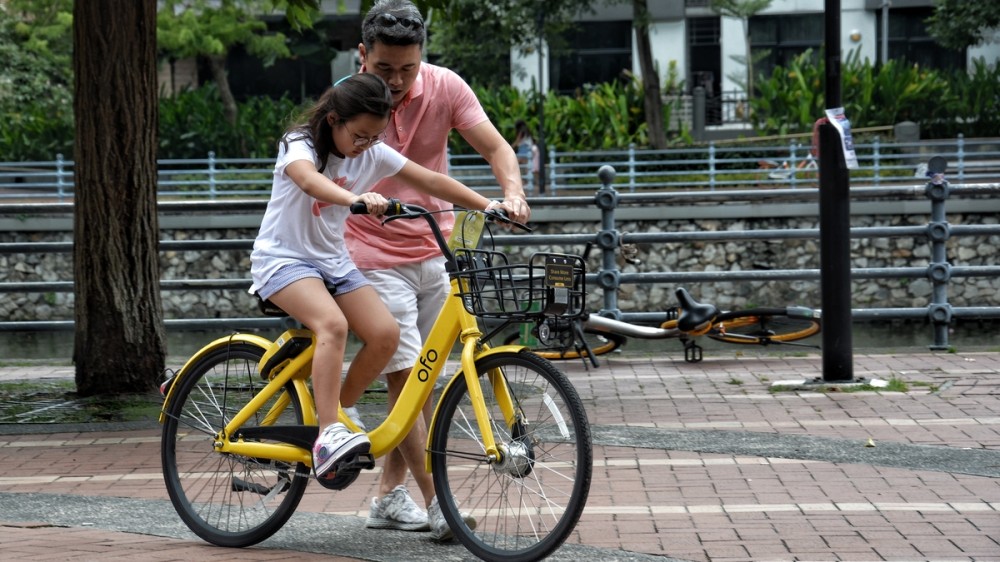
[[377, 321, 400, 351], [314, 316, 350, 342]]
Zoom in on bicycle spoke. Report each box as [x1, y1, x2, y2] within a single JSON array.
[[430, 351, 591, 560]]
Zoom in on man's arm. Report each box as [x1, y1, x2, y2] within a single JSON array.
[[459, 121, 531, 223]]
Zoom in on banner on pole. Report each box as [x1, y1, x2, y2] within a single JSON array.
[[824, 107, 859, 169]]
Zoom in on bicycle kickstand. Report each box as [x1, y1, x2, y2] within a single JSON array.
[[683, 339, 703, 363], [572, 320, 600, 369]]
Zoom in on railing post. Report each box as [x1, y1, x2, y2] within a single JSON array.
[[628, 143, 636, 192], [548, 147, 557, 195], [872, 136, 880, 187], [707, 142, 716, 191], [55, 153, 67, 201], [956, 133, 965, 184], [788, 141, 799, 189], [594, 165, 621, 319], [924, 161, 953, 350], [692, 86, 706, 142], [207, 151, 217, 199]]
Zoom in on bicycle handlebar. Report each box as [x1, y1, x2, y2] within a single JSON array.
[[349, 198, 530, 263]]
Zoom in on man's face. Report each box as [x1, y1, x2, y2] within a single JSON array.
[[359, 42, 423, 107]]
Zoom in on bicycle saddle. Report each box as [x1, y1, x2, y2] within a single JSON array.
[[675, 288, 718, 332]]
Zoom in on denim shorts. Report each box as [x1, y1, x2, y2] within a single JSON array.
[[256, 261, 369, 301]]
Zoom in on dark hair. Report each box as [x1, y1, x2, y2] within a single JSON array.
[[283, 73, 392, 173], [515, 120, 530, 138], [361, 0, 426, 51]]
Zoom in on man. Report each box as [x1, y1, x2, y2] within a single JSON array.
[[344, 0, 531, 542]]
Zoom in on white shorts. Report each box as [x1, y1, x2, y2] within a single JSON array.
[[361, 257, 449, 374]]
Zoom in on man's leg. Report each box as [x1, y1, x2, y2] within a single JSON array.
[[379, 368, 435, 504], [362, 260, 447, 530]]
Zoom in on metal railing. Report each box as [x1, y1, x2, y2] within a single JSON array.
[[1, 169, 998, 349], [2, 136, 998, 200]]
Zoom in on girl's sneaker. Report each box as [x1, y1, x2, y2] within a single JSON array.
[[312, 422, 370, 479]]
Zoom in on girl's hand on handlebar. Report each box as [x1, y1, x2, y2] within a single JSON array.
[[351, 192, 389, 216]]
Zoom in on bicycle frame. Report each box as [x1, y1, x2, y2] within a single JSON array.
[[159, 210, 522, 469]]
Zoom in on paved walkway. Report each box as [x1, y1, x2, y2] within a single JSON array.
[[1, 349, 999, 561]]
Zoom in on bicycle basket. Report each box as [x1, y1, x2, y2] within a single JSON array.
[[454, 249, 586, 320]]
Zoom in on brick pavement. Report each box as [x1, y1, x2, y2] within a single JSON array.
[[1, 350, 999, 561]]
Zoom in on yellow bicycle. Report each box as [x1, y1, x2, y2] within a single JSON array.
[[158, 202, 592, 561]]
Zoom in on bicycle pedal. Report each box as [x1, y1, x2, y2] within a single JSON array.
[[315, 452, 375, 490]]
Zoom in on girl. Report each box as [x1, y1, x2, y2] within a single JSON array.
[[249, 73, 499, 480]]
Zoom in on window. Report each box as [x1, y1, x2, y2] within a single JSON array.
[[749, 14, 824, 81], [877, 7, 965, 72], [550, 21, 633, 94]]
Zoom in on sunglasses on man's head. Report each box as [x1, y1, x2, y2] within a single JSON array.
[[375, 12, 423, 30]]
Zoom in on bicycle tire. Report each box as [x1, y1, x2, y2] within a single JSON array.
[[502, 326, 626, 361], [707, 307, 821, 345], [429, 350, 592, 562], [161, 341, 311, 547]]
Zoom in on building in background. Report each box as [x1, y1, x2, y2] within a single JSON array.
[[512, 0, 999, 107]]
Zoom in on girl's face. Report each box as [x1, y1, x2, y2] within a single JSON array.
[[330, 113, 389, 158]]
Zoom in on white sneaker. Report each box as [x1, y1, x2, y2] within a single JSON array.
[[428, 495, 477, 541], [342, 405, 366, 431], [365, 485, 429, 531], [312, 423, 369, 479]]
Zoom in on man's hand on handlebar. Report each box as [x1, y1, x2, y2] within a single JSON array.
[[485, 197, 531, 232], [501, 196, 530, 224], [484, 200, 532, 233]]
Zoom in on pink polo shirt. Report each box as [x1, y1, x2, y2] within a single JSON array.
[[345, 62, 489, 270]]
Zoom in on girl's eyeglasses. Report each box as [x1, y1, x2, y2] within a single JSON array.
[[344, 123, 385, 148]]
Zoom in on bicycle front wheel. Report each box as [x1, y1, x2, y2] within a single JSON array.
[[430, 351, 592, 562], [160, 341, 311, 547], [708, 307, 821, 345]]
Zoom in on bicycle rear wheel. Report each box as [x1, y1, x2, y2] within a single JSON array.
[[160, 341, 311, 547], [429, 350, 592, 562], [708, 307, 821, 345]]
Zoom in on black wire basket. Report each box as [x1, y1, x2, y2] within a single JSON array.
[[453, 249, 586, 320]]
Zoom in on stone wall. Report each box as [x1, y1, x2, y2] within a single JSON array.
[[1, 213, 997, 322]]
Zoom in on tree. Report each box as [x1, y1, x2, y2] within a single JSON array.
[[710, 0, 772, 97], [0, 1, 74, 161], [72, 0, 163, 395], [157, 0, 311, 131], [632, 0, 666, 149], [925, 0, 1000, 51], [426, 0, 595, 87], [70, 0, 320, 396]]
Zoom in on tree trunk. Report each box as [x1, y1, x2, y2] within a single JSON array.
[[634, 0, 667, 150], [72, 0, 165, 396], [208, 54, 247, 155]]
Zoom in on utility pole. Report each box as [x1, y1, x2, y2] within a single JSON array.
[[818, 0, 855, 382], [881, 0, 890, 65], [535, 1, 546, 194]]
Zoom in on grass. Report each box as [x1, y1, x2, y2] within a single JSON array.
[[770, 375, 912, 394]]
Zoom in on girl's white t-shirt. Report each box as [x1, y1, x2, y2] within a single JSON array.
[[249, 133, 407, 295]]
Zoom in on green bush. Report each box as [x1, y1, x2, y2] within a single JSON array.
[[750, 47, 993, 139], [159, 85, 303, 160], [470, 74, 679, 155], [3, 54, 996, 163]]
